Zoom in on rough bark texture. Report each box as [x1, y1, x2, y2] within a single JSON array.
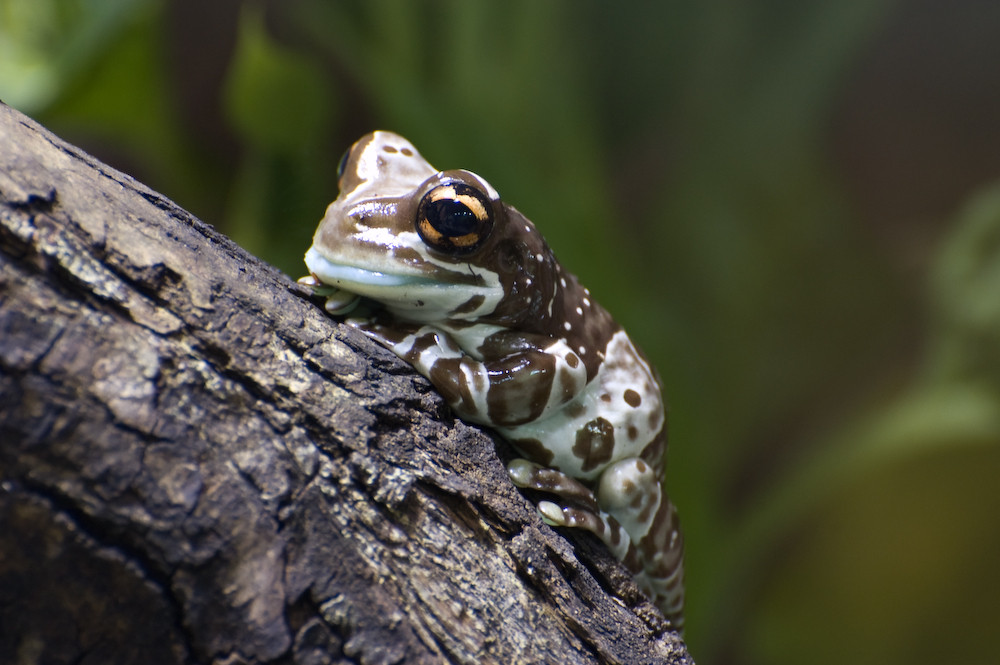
[[0, 102, 693, 665]]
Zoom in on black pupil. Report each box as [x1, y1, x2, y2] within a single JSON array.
[[427, 199, 478, 237]]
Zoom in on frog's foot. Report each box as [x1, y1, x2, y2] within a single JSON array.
[[297, 275, 361, 315], [634, 558, 685, 632], [507, 458, 635, 564]]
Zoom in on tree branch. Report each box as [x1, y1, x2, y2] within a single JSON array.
[[0, 102, 692, 665]]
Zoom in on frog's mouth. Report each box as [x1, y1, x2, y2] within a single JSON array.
[[304, 245, 456, 318], [303, 245, 504, 321], [304, 246, 432, 290]]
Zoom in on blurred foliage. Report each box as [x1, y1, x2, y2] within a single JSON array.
[[2, 1, 999, 663]]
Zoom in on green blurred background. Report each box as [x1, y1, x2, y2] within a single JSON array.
[[3, 0, 999, 662]]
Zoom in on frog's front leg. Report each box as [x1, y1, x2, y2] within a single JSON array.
[[352, 320, 588, 428], [297, 275, 362, 314], [508, 458, 642, 564]]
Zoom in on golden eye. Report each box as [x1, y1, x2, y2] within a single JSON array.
[[415, 182, 494, 255]]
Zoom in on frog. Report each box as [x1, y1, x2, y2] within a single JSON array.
[[298, 131, 684, 629]]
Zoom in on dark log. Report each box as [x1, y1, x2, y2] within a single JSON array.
[[0, 102, 693, 665]]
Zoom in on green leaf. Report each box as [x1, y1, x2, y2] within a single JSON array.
[[222, 3, 334, 154], [0, 0, 151, 112]]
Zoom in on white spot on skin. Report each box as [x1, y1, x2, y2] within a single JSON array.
[[351, 222, 412, 250], [563, 321, 572, 331], [525, 278, 532, 286], [560, 277, 567, 288], [578, 346, 586, 355], [583, 298, 591, 307], [536, 254, 544, 262], [576, 306, 583, 315], [524, 225, 531, 232]]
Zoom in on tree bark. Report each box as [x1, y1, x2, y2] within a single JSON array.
[[0, 102, 693, 665]]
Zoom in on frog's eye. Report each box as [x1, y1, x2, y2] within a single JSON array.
[[335, 147, 351, 182], [416, 182, 494, 255]]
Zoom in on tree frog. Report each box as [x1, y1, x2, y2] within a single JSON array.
[[299, 131, 684, 629]]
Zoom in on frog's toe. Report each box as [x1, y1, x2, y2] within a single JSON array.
[[324, 290, 361, 315], [537, 500, 568, 527], [507, 458, 540, 487], [297, 274, 341, 298], [535, 502, 635, 563], [506, 458, 600, 511]]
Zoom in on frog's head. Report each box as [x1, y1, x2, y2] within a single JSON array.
[[304, 131, 562, 328]]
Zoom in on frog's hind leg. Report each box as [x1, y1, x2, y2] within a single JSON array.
[[632, 498, 685, 631], [598, 457, 685, 631], [509, 456, 685, 631]]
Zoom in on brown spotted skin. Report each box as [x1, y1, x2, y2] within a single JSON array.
[[301, 131, 685, 630]]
